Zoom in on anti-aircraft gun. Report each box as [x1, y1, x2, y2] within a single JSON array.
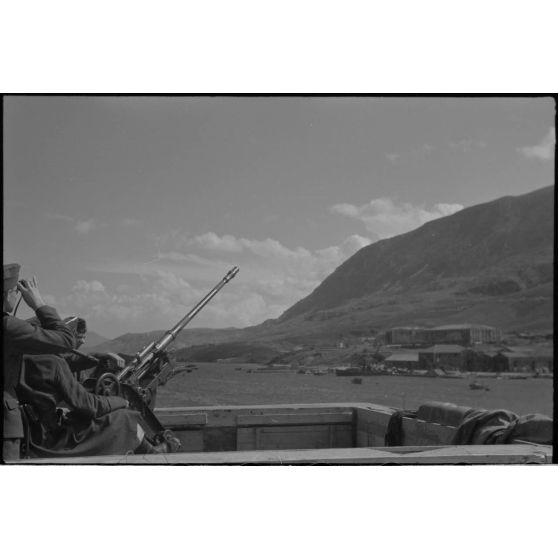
[[81, 266, 239, 443]]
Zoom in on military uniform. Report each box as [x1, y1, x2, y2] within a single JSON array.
[[62, 351, 98, 382], [18, 354, 145, 457], [4, 264, 176, 458], [3, 305, 76, 461]]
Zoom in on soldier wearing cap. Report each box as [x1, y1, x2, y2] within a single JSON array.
[[4, 264, 178, 459], [3, 264, 75, 461], [63, 316, 126, 379], [25, 315, 126, 382]]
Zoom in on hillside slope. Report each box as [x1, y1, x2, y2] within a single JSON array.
[[93, 185, 554, 355], [281, 185, 553, 320]]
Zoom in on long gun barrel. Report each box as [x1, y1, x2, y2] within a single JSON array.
[[116, 266, 239, 382]]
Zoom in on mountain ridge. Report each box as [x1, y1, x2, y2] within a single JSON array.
[[280, 185, 553, 320], [89, 184, 554, 354]]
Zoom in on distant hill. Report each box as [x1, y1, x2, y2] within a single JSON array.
[[93, 185, 554, 356], [281, 185, 554, 320], [174, 342, 281, 363], [80, 330, 110, 350], [91, 327, 246, 355]]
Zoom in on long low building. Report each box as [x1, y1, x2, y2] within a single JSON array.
[[384, 352, 420, 370], [418, 344, 467, 370], [383, 324, 502, 346], [385, 344, 554, 373], [425, 324, 502, 345]]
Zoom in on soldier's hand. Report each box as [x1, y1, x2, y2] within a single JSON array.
[[103, 352, 125, 369], [18, 276, 46, 311]]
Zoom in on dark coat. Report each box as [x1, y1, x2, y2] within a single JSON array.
[[3, 306, 75, 439], [62, 352, 98, 382], [18, 354, 143, 457]]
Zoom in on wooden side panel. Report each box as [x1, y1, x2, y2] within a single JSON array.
[[35, 444, 552, 464], [237, 412, 353, 426], [237, 424, 352, 451], [401, 418, 456, 446], [155, 403, 365, 428], [173, 430, 204, 452], [356, 430, 369, 447], [203, 427, 237, 452], [355, 408, 394, 447], [159, 413, 208, 428], [237, 427, 257, 451]]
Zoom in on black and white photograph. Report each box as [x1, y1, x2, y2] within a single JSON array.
[[3, 95, 554, 465], [1, 2, 557, 554]]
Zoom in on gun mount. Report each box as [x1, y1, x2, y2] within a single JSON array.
[[85, 266, 239, 437]]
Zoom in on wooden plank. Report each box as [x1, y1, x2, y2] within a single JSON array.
[[237, 425, 352, 451], [332, 425, 353, 448], [357, 428, 380, 447], [155, 403, 367, 415], [356, 430, 369, 447], [237, 425, 332, 451], [159, 413, 208, 428], [236, 428, 257, 451], [174, 431, 204, 452], [156, 403, 361, 428], [236, 411, 353, 427], [354, 407, 394, 447], [203, 427, 237, 452], [25, 444, 551, 464]]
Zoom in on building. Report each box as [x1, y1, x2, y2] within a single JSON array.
[[418, 344, 467, 370], [382, 324, 502, 347], [383, 327, 427, 345], [384, 352, 420, 370], [463, 345, 510, 371], [423, 324, 502, 345], [496, 346, 554, 373]]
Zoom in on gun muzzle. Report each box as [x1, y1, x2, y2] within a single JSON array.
[[225, 266, 240, 282]]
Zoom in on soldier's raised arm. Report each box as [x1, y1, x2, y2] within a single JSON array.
[[3, 268, 76, 353]]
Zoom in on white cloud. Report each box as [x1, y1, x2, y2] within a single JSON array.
[[78, 229, 373, 332], [518, 127, 555, 161], [190, 232, 243, 252], [165, 231, 325, 265], [327, 203, 359, 218], [386, 153, 400, 163], [316, 235, 371, 265], [240, 237, 311, 260], [73, 280, 106, 293], [60, 274, 197, 327], [330, 197, 463, 239], [46, 212, 100, 234], [75, 219, 97, 234], [46, 212, 74, 222]]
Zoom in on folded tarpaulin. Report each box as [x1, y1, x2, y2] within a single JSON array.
[[501, 413, 553, 445], [452, 409, 553, 445]]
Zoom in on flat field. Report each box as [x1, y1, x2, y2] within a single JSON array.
[[157, 362, 553, 417]]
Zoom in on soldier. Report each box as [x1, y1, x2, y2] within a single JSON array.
[[26, 315, 126, 382], [3, 265, 75, 461], [17, 352, 155, 457], [18, 351, 179, 457], [4, 264, 178, 459], [65, 317, 126, 378]]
